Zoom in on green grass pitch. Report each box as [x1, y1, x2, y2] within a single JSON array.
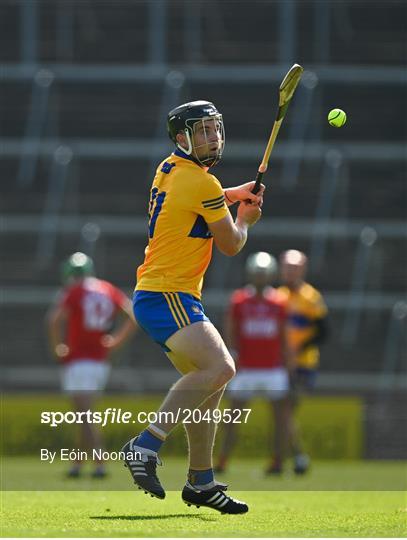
[[1, 458, 406, 537]]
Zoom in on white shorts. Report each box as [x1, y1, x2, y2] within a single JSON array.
[[227, 367, 289, 400], [61, 360, 111, 393]]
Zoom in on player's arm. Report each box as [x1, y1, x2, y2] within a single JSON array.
[[208, 202, 262, 256], [298, 316, 329, 353], [46, 304, 69, 361], [101, 297, 138, 353]]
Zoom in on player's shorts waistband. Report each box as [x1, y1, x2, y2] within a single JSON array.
[[133, 290, 209, 349]]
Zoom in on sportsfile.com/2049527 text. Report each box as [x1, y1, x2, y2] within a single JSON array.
[[40, 408, 252, 427]]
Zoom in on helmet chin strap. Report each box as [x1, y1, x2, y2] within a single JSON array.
[[176, 130, 193, 155]]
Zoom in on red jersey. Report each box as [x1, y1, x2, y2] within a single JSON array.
[[58, 277, 128, 363], [229, 286, 286, 369]]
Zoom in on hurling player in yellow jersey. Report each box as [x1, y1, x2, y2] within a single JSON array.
[[278, 250, 328, 474], [122, 101, 265, 513]]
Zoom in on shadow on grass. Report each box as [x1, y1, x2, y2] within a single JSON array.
[[90, 513, 217, 521]]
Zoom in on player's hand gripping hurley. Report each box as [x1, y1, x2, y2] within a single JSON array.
[[252, 63, 304, 194]]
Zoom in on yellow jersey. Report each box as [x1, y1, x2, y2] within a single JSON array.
[[136, 151, 229, 299], [278, 282, 327, 369]]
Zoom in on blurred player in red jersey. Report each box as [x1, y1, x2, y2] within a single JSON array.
[[215, 251, 294, 474], [278, 250, 328, 474], [47, 252, 137, 478]]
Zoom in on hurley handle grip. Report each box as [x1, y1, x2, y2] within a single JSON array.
[[244, 170, 264, 203], [252, 171, 264, 194]]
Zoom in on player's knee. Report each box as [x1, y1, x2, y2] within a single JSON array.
[[225, 362, 236, 381], [211, 362, 235, 389]]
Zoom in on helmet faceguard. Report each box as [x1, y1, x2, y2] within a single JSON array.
[[61, 252, 95, 284], [167, 101, 225, 167]]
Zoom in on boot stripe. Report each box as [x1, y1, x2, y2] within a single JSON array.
[[213, 495, 226, 506], [207, 492, 223, 504]]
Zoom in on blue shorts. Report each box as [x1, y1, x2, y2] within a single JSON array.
[[133, 291, 210, 350]]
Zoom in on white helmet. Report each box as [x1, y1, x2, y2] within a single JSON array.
[[245, 251, 277, 279]]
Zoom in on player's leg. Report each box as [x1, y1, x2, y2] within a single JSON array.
[[123, 321, 236, 499], [288, 368, 314, 474], [215, 397, 248, 473], [124, 292, 247, 509], [183, 387, 224, 482], [262, 367, 290, 475], [265, 397, 287, 474], [65, 392, 87, 477], [287, 391, 301, 453], [71, 392, 101, 451], [61, 362, 96, 477], [181, 388, 249, 516], [181, 391, 249, 514], [139, 321, 235, 438], [131, 292, 235, 442], [286, 394, 310, 473], [67, 361, 110, 478], [72, 391, 107, 478], [214, 370, 255, 473], [61, 364, 81, 477], [170, 342, 248, 513]]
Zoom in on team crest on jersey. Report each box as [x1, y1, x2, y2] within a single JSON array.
[[191, 305, 201, 314]]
